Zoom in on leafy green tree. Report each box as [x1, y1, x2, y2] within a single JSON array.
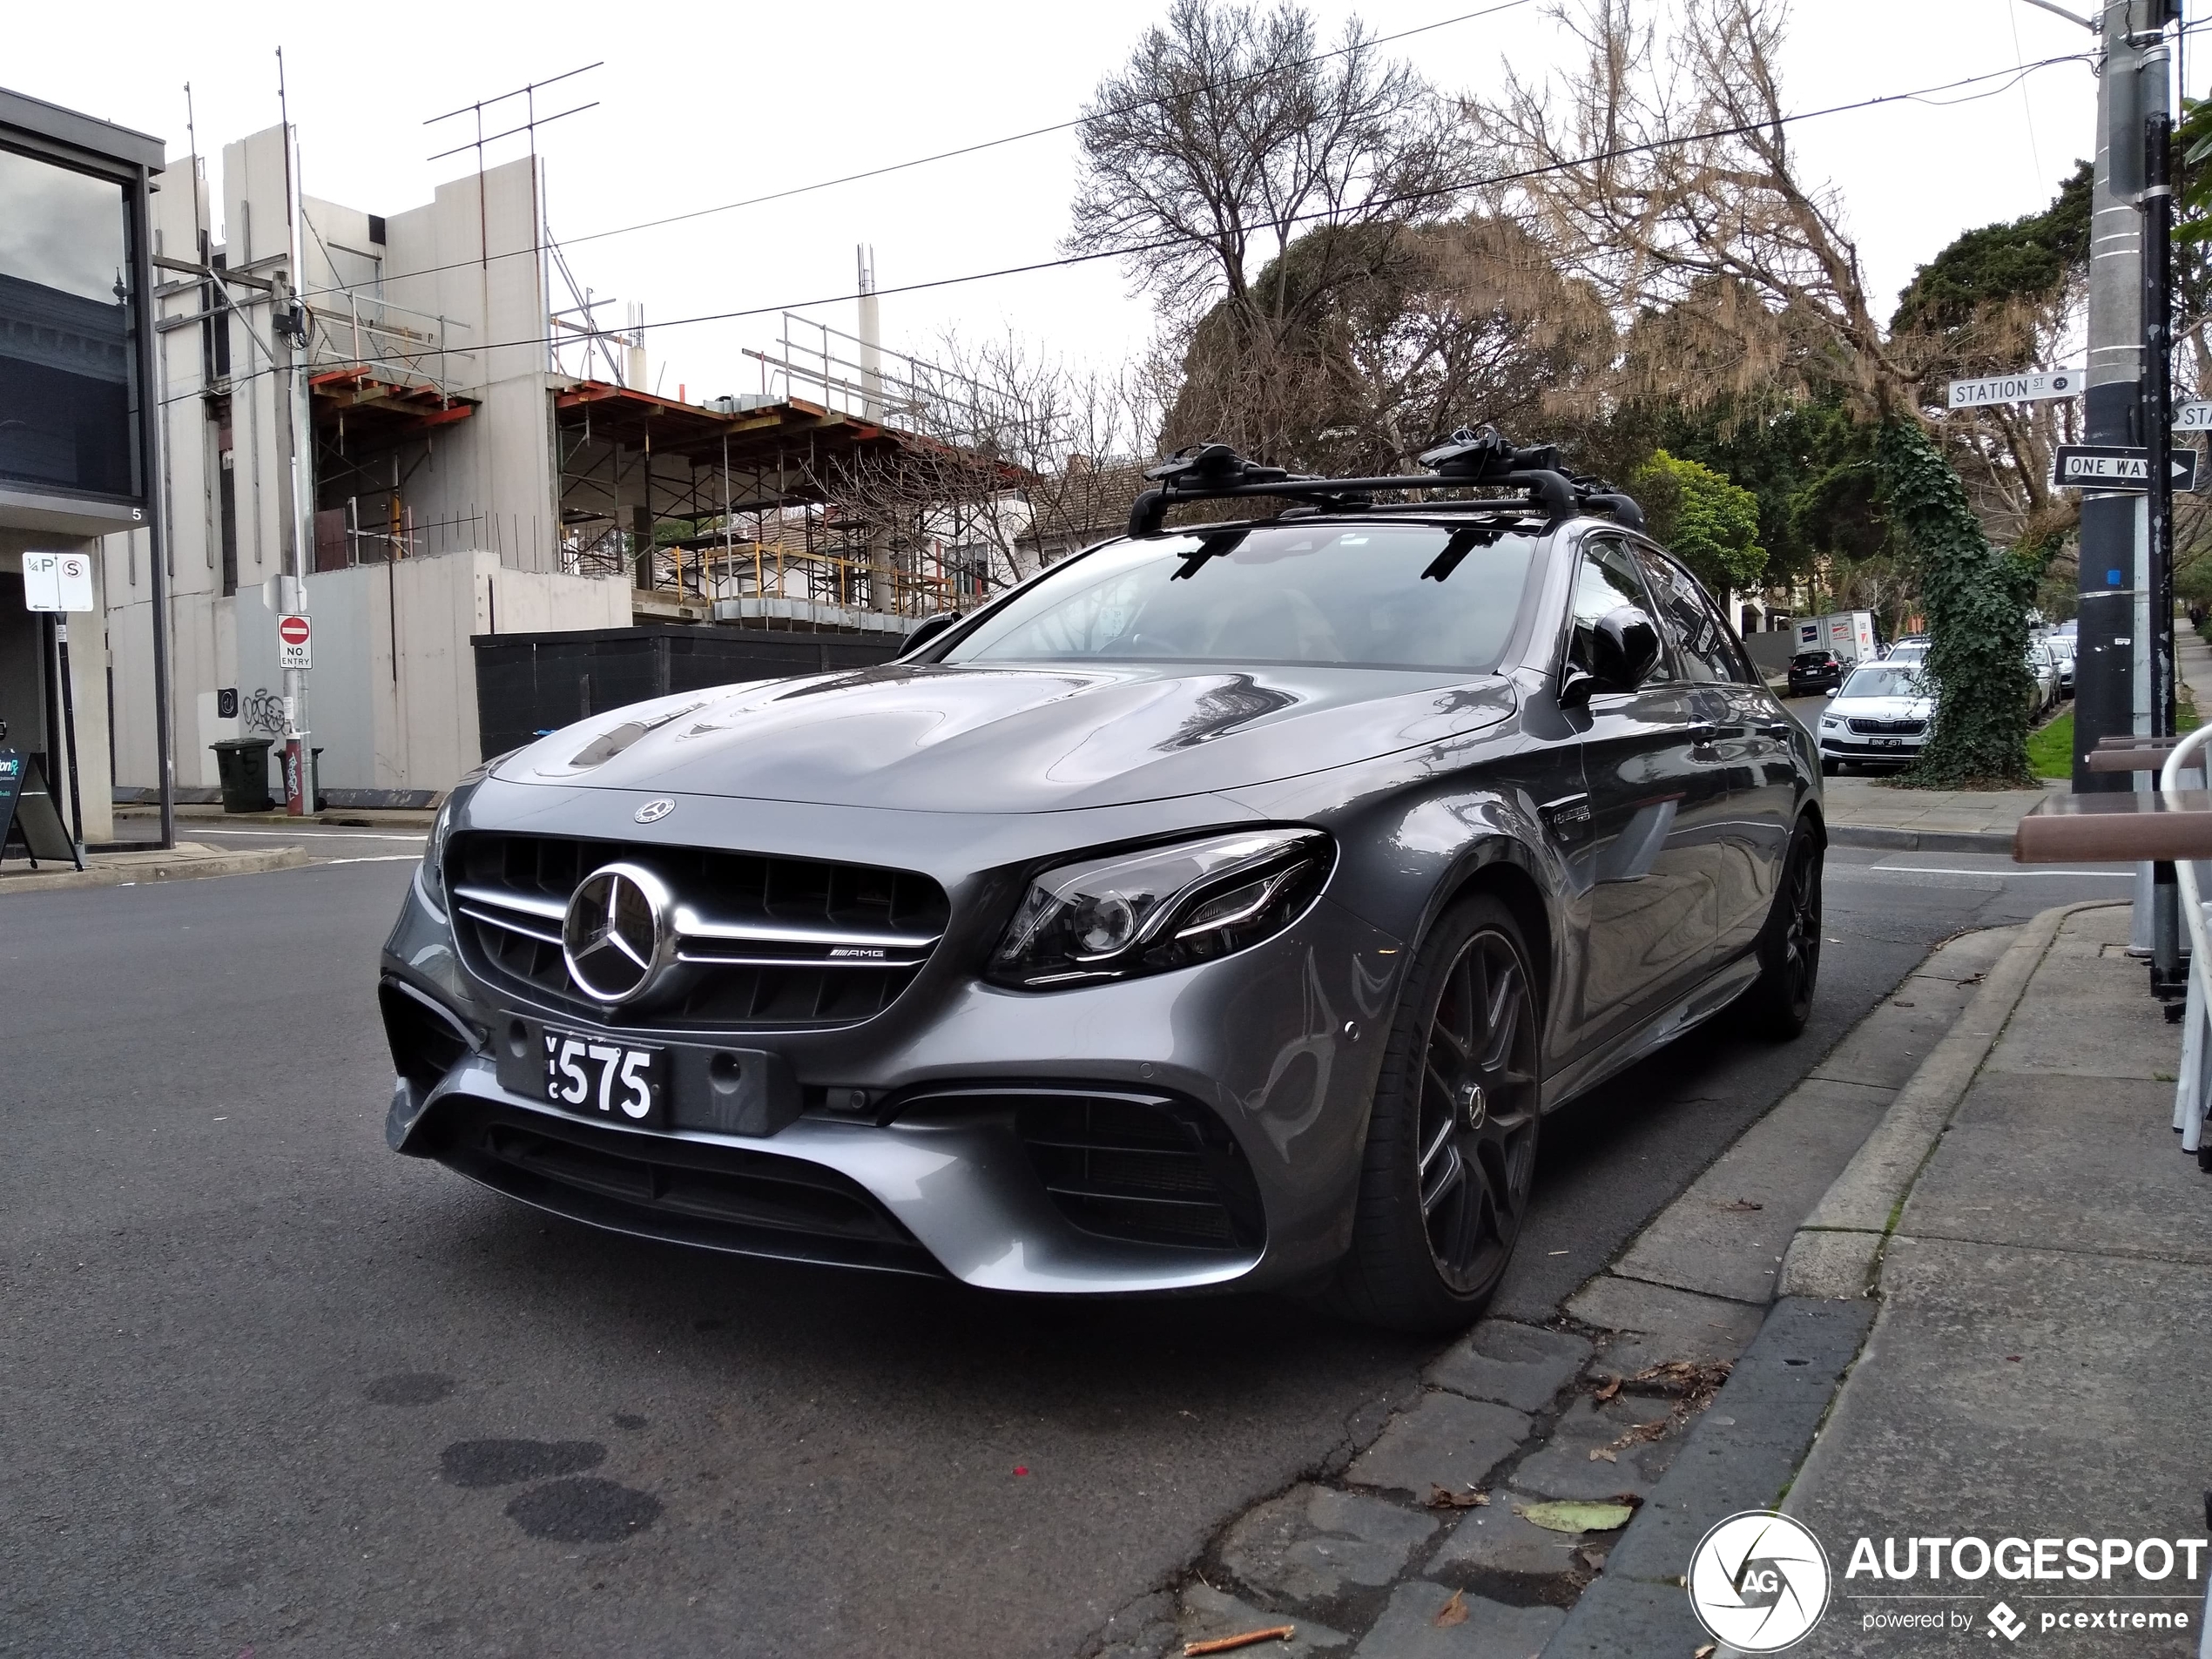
[[1630, 449, 1767, 593]]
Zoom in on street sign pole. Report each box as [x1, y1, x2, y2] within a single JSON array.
[[2140, 16, 2183, 998], [2078, 1, 2151, 799], [53, 619, 84, 862]]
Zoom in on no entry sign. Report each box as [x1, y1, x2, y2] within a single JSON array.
[[277, 612, 313, 669]]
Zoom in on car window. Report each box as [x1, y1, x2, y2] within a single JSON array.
[[1632, 547, 1744, 684], [1566, 536, 1666, 686], [941, 523, 1543, 673], [1840, 666, 1926, 699]]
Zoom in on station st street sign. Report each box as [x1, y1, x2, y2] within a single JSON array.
[[1948, 369, 2081, 408]]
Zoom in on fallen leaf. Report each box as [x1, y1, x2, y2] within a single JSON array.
[[1433, 1589, 1468, 1629], [1593, 1377, 1622, 1403], [1575, 1546, 1608, 1572], [1587, 1447, 1618, 1462], [1696, 1646, 1718, 1658], [1712, 1198, 1764, 1212], [1515, 1500, 1636, 1534], [1426, 1484, 1491, 1509], [2005, 1355, 2021, 1363]]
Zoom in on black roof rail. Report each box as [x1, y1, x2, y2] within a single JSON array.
[[1124, 426, 1644, 538]]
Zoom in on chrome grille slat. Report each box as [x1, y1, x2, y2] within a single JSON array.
[[446, 832, 951, 1031]]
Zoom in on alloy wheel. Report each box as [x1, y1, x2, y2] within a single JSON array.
[[1778, 840, 1822, 1020], [1414, 927, 1540, 1294]]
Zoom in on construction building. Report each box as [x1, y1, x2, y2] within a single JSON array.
[[107, 124, 1023, 806]]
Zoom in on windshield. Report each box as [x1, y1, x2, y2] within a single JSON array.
[[1841, 665, 1926, 699], [941, 523, 1542, 673], [1886, 642, 1928, 662]]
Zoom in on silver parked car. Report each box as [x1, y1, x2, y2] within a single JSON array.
[[1818, 663, 1933, 773]]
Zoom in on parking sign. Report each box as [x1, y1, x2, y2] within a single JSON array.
[[22, 551, 94, 612]]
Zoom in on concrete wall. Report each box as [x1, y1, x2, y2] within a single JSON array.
[[379, 157, 558, 570], [305, 550, 628, 791]]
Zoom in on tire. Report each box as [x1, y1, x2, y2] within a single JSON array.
[[1325, 895, 1541, 1332], [1738, 818, 1823, 1040]]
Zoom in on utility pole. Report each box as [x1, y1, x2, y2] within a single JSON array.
[[273, 58, 313, 817], [2141, 9, 2181, 993], [2076, 1, 2149, 798]]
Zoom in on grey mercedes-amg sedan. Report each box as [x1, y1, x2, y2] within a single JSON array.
[[379, 432, 1824, 1332]]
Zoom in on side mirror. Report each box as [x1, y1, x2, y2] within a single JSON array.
[[898, 610, 962, 657], [1588, 605, 1661, 690], [1823, 689, 1837, 698], [1558, 662, 1598, 709]]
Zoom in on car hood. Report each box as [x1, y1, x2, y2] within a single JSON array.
[[496, 661, 1518, 813]]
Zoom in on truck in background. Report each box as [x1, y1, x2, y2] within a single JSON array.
[[1796, 610, 1879, 667]]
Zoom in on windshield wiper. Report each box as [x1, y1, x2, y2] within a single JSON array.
[[1420, 524, 1505, 583], [1169, 528, 1252, 581]]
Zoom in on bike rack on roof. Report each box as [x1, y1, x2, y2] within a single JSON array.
[[1124, 425, 1645, 539]]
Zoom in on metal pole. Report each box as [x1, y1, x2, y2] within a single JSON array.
[[2079, 2, 2148, 800], [132, 159, 177, 851], [2143, 15, 2184, 995], [55, 621, 85, 862]]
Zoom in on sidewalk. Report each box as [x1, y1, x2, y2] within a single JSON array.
[[1822, 775, 2062, 853], [0, 839, 306, 894], [1780, 902, 2211, 1656]]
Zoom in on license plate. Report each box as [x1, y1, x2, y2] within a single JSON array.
[[542, 1028, 668, 1128], [1871, 737, 1903, 748]]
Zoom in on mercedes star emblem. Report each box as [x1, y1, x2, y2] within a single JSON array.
[[635, 798, 677, 824], [561, 862, 675, 1004]]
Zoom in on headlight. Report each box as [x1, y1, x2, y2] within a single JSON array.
[[418, 795, 456, 915], [1819, 718, 1841, 730], [987, 828, 1333, 990]]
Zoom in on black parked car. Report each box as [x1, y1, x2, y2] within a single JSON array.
[[380, 429, 1825, 1332], [1786, 650, 1844, 695]]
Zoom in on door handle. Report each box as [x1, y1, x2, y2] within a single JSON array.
[[1760, 721, 1794, 739]]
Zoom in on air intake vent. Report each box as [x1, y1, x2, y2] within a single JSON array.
[[1008, 1089, 1264, 1251]]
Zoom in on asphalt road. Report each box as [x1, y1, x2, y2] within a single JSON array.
[[0, 845, 2131, 1658]]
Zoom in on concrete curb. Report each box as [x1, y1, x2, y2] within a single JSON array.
[[1824, 824, 2015, 853], [0, 845, 307, 894], [1777, 900, 2121, 1298]]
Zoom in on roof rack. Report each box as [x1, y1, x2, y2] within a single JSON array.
[[1125, 426, 1644, 539]]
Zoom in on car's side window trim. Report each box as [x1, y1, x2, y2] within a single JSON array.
[[1636, 542, 1761, 685]]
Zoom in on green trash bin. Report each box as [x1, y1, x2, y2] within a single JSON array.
[[210, 738, 275, 813]]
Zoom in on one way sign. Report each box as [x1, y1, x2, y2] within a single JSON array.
[[2051, 444, 2200, 492]]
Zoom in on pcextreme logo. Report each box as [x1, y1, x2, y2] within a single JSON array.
[[1688, 1511, 1833, 1652]]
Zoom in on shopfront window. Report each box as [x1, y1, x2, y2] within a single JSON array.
[[0, 144, 137, 499]]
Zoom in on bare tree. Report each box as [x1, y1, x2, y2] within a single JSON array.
[[799, 334, 1162, 611], [1069, 0, 1474, 342], [1472, 0, 1906, 415]]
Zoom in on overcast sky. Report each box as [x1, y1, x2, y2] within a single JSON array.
[[6, 0, 2168, 417]]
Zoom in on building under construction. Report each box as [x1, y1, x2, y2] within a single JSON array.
[[105, 125, 1034, 802]]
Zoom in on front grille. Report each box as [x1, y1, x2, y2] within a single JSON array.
[[447, 832, 950, 1031], [1005, 1089, 1264, 1251], [1847, 718, 1926, 736], [422, 1099, 941, 1276]]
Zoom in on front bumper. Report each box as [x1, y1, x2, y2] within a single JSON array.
[[381, 806, 1409, 1296], [1818, 732, 1925, 762]]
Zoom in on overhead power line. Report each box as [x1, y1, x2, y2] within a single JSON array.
[[178, 37, 2128, 412], [369, 45, 2121, 367], [294, 0, 1536, 304]]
